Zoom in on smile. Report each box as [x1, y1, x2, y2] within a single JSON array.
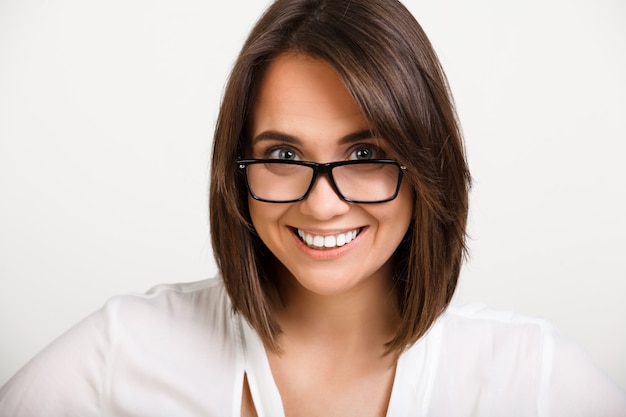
[[296, 228, 361, 249]]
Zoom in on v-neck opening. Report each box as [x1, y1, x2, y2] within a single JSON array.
[[239, 316, 286, 417], [234, 312, 442, 417]]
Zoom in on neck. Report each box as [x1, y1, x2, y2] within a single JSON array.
[[271, 262, 400, 355]]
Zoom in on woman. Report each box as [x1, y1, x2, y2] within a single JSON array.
[[212, 0, 469, 414], [1, 0, 625, 416]]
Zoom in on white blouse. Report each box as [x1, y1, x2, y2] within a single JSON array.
[[1, 277, 625, 417]]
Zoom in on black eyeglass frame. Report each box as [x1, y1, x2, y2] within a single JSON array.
[[236, 159, 407, 204]]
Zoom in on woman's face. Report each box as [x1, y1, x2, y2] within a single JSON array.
[[247, 53, 413, 297]]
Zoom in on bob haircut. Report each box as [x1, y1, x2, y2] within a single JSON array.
[[210, 0, 471, 354]]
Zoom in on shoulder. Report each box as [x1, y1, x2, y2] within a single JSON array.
[[410, 304, 552, 415], [114, 275, 231, 317], [90, 276, 242, 412], [412, 304, 626, 416], [122, 275, 228, 306], [439, 303, 554, 347], [430, 303, 554, 385], [0, 276, 242, 415], [104, 275, 237, 343]]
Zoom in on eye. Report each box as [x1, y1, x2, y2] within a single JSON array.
[[348, 144, 385, 160], [266, 146, 300, 161]]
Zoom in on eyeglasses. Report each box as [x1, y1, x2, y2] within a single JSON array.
[[237, 159, 406, 204]]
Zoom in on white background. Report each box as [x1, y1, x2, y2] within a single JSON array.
[[1, 0, 625, 391]]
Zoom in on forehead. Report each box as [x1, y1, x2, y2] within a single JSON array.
[[256, 53, 349, 102], [250, 53, 368, 137]]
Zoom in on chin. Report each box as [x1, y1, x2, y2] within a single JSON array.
[[284, 263, 389, 298]]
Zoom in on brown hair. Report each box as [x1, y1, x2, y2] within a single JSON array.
[[210, 0, 470, 354]]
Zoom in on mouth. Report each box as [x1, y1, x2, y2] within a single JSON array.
[[295, 227, 362, 249]]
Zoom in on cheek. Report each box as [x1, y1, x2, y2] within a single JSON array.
[[388, 182, 415, 227], [367, 196, 413, 248], [248, 198, 269, 232], [382, 186, 415, 249], [248, 198, 287, 240]]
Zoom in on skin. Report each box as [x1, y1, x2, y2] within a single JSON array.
[[243, 53, 414, 417]]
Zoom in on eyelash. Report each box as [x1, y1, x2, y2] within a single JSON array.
[[257, 142, 387, 161], [262, 145, 300, 160], [348, 144, 386, 160]]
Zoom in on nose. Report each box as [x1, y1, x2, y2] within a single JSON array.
[[298, 174, 350, 220]]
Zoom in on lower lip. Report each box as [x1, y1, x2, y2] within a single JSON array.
[[291, 227, 366, 260]]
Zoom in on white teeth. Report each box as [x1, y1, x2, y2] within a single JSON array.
[[313, 235, 324, 247], [297, 229, 360, 249]]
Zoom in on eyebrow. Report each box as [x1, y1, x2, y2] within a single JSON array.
[[252, 129, 375, 146]]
